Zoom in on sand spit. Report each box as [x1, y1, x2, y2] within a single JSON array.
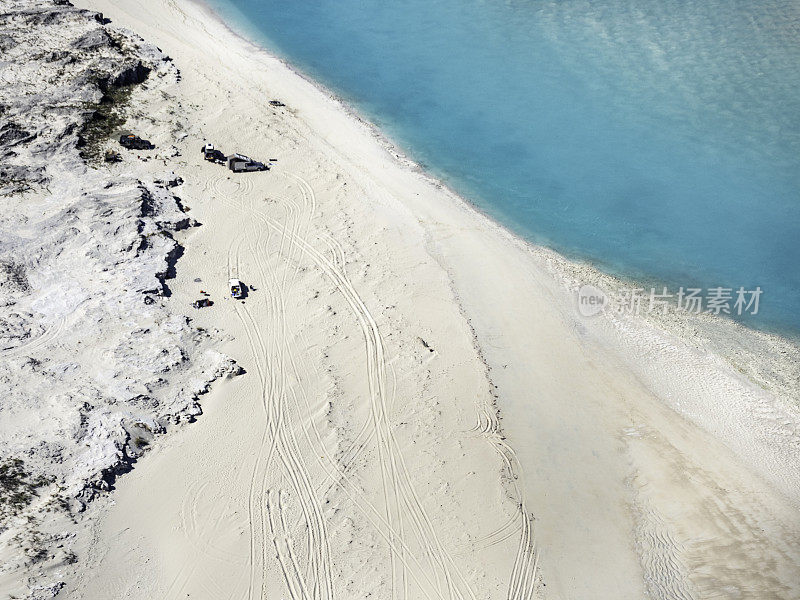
[[0, 2, 237, 597], [2, 0, 799, 598]]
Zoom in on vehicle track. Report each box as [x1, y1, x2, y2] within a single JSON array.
[[225, 206, 280, 600], [217, 173, 538, 600], [469, 367, 539, 600], [250, 190, 334, 600], [179, 480, 248, 566], [225, 181, 482, 600], [221, 186, 334, 600], [506, 509, 538, 600], [1, 316, 65, 358]]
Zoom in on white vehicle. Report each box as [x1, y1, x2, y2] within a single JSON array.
[[202, 142, 226, 164], [229, 278, 243, 299]]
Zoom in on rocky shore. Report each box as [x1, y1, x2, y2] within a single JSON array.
[[0, 2, 237, 596]]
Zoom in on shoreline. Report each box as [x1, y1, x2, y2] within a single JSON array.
[[40, 0, 800, 597], [188, 0, 800, 464], [198, 0, 800, 366], [199, 0, 800, 344]]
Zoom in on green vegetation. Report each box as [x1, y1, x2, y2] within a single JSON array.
[[78, 83, 135, 165], [0, 458, 51, 521]]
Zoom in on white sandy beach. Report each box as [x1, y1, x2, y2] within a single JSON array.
[[4, 0, 799, 598]]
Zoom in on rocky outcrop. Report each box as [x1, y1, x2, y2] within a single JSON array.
[[0, 2, 239, 597]]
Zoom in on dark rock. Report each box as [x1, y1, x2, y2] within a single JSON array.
[[0, 122, 35, 147], [71, 28, 110, 51]]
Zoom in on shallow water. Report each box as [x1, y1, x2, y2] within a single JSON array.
[[208, 0, 800, 337]]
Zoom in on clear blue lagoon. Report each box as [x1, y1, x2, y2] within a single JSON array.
[[207, 0, 800, 337]]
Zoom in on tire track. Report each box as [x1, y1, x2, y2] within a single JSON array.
[[2, 316, 65, 358], [179, 480, 247, 566], [220, 173, 537, 600], [223, 187, 334, 600], [222, 191, 416, 600], [229, 183, 478, 600], [223, 200, 282, 600], [469, 370, 539, 600], [249, 190, 334, 600]]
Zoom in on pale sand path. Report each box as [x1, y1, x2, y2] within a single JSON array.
[[65, 0, 800, 598]]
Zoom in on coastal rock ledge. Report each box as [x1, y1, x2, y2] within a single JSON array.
[[0, 2, 239, 596]]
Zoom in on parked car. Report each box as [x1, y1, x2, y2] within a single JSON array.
[[201, 143, 227, 164], [192, 298, 213, 309], [119, 134, 154, 150], [228, 153, 268, 173], [229, 278, 244, 299]]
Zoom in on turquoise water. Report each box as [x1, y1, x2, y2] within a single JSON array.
[[208, 0, 800, 337]]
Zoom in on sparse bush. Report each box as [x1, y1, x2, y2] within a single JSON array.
[[0, 458, 51, 520], [78, 83, 135, 164]]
